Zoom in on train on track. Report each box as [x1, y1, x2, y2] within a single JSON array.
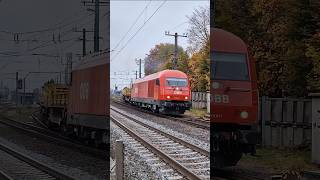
[[122, 69, 191, 115], [40, 52, 109, 145], [211, 28, 259, 167]]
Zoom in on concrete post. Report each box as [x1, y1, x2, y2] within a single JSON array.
[[261, 96, 266, 147], [115, 140, 124, 180], [207, 92, 210, 114]]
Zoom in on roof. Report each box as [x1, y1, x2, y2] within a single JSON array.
[[211, 28, 247, 53], [134, 69, 188, 84], [73, 51, 109, 71]]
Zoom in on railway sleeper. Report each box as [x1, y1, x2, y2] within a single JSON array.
[[167, 175, 184, 180], [168, 151, 198, 156], [161, 145, 185, 150]]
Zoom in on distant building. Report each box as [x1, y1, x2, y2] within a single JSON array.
[[10, 91, 38, 105], [0, 86, 10, 103]]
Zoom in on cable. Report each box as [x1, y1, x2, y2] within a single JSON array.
[[0, 10, 91, 36], [111, 0, 167, 61], [112, 0, 152, 51], [4, 12, 97, 56], [170, 21, 188, 31]]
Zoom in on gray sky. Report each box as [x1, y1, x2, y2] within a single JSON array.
[[0, 0, 109, 92], [0, 0, 209, 92], [110, 0, 209, 90]]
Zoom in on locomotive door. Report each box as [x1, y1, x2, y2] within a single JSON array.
[[148, 81, 155, 98], [154, 78, 160, 99]]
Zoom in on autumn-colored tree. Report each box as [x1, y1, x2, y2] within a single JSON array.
[[186, 5, 210, 92], [144, 43, 189, 75], [144, 5, 210, 92], [215, 0, 320, 97], [186, 5, 210, 53], [306, 32, 320, 91], [188, 41, 210, 91]]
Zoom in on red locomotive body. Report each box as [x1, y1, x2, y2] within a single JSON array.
[[130, 69, 191, 114], [66, 52, 109, 144], [211, 28, 258, 167]]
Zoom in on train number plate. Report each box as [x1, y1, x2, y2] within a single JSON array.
[[174, 91, 182, 95]]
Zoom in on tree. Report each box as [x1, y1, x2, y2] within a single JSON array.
[[144, 43, 189, 75], [215, 0, 320, 97], [188, 41, 210, 91], [186, 5, 210, 53], [306, 32, 320, 91], [184, 5, 210, 92]]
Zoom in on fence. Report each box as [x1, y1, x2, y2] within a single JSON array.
[[192, 93, 312, 148], [259, 96, 312, 148], [191, 92, 209, 110]]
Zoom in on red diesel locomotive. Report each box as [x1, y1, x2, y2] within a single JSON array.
[[130, 69, 191, 114], [66, 52, 109, 144], [211, 28, 259, 167]]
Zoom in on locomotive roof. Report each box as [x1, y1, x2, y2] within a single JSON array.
[[211, 28, 247, 53], [73, 51, 109, 71], [134, 69, 187, 84]]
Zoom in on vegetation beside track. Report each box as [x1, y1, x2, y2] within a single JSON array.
[[185, 108, 207, 119], [239, 147, 320, 175], [0, 106, 38, 122]]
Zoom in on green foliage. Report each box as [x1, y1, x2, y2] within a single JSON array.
[[215, 0, 320, 97], [144, 43, 189, 75]]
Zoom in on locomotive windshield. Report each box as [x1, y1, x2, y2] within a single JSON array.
[[211, 52, 249, 81], [166, 78, 187, 87]]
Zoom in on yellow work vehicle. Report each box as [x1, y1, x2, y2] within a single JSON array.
[[40, 81, 69, 127], [121, 87, 131, 102]]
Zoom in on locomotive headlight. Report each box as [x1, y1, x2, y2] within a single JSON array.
[[185, 96, 188, 100], [167, 95, 171, 99], [240, 111, 249, 119], [212, 82, 221, 89]]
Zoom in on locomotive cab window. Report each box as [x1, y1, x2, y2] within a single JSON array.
[[211, 52, 249, 81], [156, 78, 160, 85], [166, 78, 187, 87]]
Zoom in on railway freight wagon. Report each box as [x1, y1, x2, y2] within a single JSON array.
[[210, 28, 259, 167], [40, 82, 69, 127], [130, 69, 191, 114], [66, 52, 109, 144], [121, 87, 131, 102]]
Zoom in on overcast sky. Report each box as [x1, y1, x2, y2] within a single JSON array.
[[0, 0, 108, 92], [0, 0, 209, 92], [110, 0, 209, 90]]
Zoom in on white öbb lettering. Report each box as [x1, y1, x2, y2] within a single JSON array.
[[212, 94, 229, 103]]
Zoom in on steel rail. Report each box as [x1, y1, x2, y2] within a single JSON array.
[[112, 99, 210, 129], [111, 115, 203, 180], [111, 106, 209, 157], [0, 115, 106, 159], [0, 170, 14, 180], [0, 142, 74, 180]]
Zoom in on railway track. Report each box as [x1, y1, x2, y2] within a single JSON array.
[[111, 106, 210, 180], [0, 114, 106, 159], [0, 170, 13, 180], [112, 98, 210, 130], [0, 141, 73, 180]]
